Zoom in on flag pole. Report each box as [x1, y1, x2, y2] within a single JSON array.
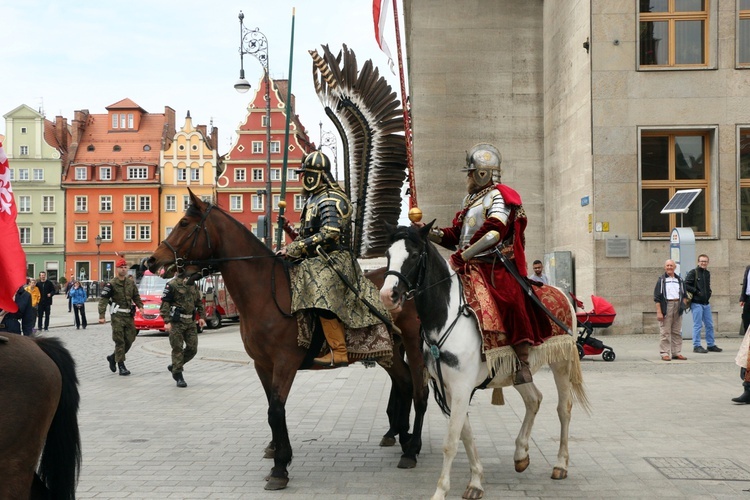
[[390, 0, 419, 220], [276, 7, 296, 250]]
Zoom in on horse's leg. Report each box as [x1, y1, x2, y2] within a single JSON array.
[[431, 383, 473, 500], [380, 380, 403, 447], [255, 364, 296, 490], [459, 413, 484, 499], [549, 360, 574, 480], [511, 381, 543, 473], [255, 367, 277, 459], [402, 323, 428, 469]]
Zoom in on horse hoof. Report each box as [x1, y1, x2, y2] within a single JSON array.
[[551, 467, 568, 480], [397, 456, 417, 469], [380, 436, 397, 447], [514, 456, 530, 473], [462, 486, 484, 499], [264, 475, 289, 490]]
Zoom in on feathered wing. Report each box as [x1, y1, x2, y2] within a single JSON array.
[[310, 44, 407, 258]]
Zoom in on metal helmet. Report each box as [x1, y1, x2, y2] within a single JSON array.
[[297, 151, 334, 191], [462, 143, 502, 187]]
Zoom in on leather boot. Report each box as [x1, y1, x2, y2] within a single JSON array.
[[173, 371, 187, 388], [167, 364, 173, 373], [118, 362, 130, 376], [107, 354, 116, 373], [313, 317, 349, 367], [512, 342, 533, 385], [732, 382, 750, 404]]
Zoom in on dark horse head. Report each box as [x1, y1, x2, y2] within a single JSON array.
[[144, 188, 271, 280]]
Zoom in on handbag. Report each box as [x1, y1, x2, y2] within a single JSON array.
[[684, 291, 693, 310]]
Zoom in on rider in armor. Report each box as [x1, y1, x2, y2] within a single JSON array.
[[425, 143, 552, 385], [279, 151, 392, 367]]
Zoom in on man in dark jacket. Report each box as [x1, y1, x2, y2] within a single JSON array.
[[0, 286, 36, 336], [684, 254, 722, 354], [739, 264, 750, 334], [35, 271, 56, 332], [654, 259, 687, 361]]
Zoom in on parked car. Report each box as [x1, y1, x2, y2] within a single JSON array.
[[134, 271, 204, 333], [199, 273, 239, 329]]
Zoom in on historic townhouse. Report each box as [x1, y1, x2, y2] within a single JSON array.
[[160, 112, 219, 239], [406, 0, 750, 333], [218, 77, 314, 247], [62, 99, 175, 280], [4, 104, 69, 282]]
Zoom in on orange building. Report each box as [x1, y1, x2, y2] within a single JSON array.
[[218, 78, 314, 248], [62, 99, 175, 280]]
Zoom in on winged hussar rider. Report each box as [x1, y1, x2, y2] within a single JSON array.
[[279, 151, 392, 367], [425, 143, 553, 386]]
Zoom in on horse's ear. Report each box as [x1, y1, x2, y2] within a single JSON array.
[[417, 219, 437, 240], [188, 188, 204, 208]]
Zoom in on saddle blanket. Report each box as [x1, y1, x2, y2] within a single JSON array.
[[460, 267, 574, 377]]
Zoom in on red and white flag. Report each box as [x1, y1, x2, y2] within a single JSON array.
[[373, 0, 396, 74], [0, 138, 27, 313]]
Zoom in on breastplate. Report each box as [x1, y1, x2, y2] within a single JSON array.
[[459, 189, 500, 249], [299, 191, 325, 238]]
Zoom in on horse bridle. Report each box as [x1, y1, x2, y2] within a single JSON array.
[[161, 203, 215, 274], [383, 241, 428, 301]]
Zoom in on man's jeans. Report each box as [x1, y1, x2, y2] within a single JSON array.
[[691, 303, 715, 347]]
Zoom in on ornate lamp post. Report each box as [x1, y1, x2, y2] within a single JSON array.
[[95, 234, 102, 288], [236, 11, 273, 247]]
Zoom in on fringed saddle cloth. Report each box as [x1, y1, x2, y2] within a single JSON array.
[[459, 265, 575, 379], [296, 313, 394, 368]]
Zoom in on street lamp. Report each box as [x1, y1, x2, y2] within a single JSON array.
[[236, 11, 273, 248], [319, 121, 338, 180], [95, 234, 101, 283]]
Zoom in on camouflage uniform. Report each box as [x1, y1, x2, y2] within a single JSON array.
[[160, 277, 204, 375], [99, 277, 143, 362]]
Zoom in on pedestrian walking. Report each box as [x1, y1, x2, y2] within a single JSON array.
[[35, 271, 56, 332], [69, 280, 88, 329]]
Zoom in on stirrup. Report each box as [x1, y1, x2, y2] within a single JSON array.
[[513, 362, 533, 385]]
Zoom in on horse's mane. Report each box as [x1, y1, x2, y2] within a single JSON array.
[[188, 201, 273, 255]]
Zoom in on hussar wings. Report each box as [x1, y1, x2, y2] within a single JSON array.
[[309, 44, 407, 258]]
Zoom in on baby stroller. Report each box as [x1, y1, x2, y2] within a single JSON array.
[[571, 294, 616, 361]]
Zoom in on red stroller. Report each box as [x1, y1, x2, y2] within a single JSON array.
[[571, 294, 616, 361]]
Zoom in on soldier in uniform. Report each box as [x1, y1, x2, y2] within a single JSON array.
[[99, 258, 143, 376], [160, 270, 206, 388], [278, 151, 391, 367], [423, 143, 552, 386]]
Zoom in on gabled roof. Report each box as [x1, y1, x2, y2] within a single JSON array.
[[71, 112, 166, 165], [106, 98, 146, 112]]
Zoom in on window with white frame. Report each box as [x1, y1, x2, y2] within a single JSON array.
[[124, 196, 136, 211], [165, 227, 173, 237], [75, 225, 87, 241], [33, 169, 43, 181], [99, 167, 111, 180], [262, 115, 271, 128], [18, 196, 31, 213], [18, 168, 29, 181], [100, 225, 112, 241], [740, 0, 750, 66], [127, 167, 148, 179], [19, 145, 28, 156], [124, 225, 137, 241], [287, 168, 299, 181], [42, 227, 54, 244], [9, 169, 13, 181], [120, 114, 127, 128], [128, 113, 134, 128], [252, 141, 263, 154], [177, 168, 187, 181], [640, 128, 712, 237], [112, 114, 118, 128], [100, 195, 112, 212], [75, 196, 87, 212], [251, 194, 263, 211], [19, 227, 31, 245], [182, 195, 190, 211], [42, 196, 54, 212], [190, 168, 200, 181], [230, 195, 243, 211], [75, 167, 87, 180], [201, 195, 212, 204], [235, 168, 246, 182], [271, 168, 281, 181], [165, 195, 176, 211], [294, 194, 304, 211], [272, 194, 281, 212], [139, 225, 151, 241], [139, 195, 151, 211], [271, 141, 281, 153], [252, 168, 263, 181], [639, 0, 709, 68]]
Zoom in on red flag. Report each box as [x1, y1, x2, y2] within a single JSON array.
[[373, 0, 396, 74], [0, 139, 27, 313]]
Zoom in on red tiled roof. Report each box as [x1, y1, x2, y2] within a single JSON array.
[[106, 98, 146, 112], [71, 112, 165, 165]]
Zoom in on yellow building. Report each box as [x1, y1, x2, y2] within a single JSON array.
[[160, 112, 219, 239]]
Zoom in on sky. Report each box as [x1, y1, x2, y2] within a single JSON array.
[[1, 0, 405, 157]]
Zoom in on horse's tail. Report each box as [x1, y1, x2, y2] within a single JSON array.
[[35, 337, 82, 500], [567, 345, 592, 415]]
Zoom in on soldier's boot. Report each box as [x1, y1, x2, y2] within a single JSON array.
[[167, 364, 173, 373], [512, 342, 533, 385], [173, 371, 187, 388], [313, 317, 349, 367], [731, 382, 750, 404], [118, 362, 131, 376], [106, 354, 116, 373]]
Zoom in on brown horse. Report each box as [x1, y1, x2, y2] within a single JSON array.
[[145, 190, 427, 490], [0, 333, 81, 500]]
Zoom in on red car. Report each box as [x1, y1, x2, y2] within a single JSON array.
[[134, 271, 204, 333]]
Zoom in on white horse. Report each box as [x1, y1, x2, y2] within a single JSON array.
[[379, 224, 590, 500]]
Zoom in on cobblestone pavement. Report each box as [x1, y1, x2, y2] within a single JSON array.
[[33, 301, 750, 498]]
